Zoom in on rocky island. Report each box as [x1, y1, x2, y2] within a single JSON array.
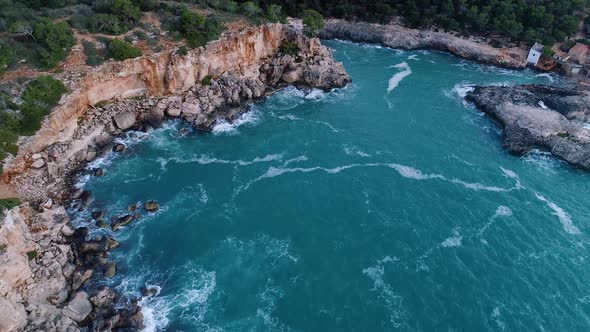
[[0, 23, 349, 332], [465, 85, 590, 170]]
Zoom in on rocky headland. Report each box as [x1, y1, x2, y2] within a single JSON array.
[[465, 84, 590, 169], [319, 19, 528, 69], [0, 22, 349, 332]]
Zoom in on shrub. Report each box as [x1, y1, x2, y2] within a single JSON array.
[[176, 45, 188, 55], [0, 198, 21, 211], [0, 38, 15, 75], [82, 40, 103, 67], [19, 76, 67, 135], [240, 1, 261, 18], [201, 75, 212, 85], [26, 250, 38, 261], [179, 9, 224, 48], [33, 18, 76, 68], [106, 39, 142, 60], [303, 9, 325, 37], [279, 41, 300, 56], [542, 46, 554, 56], [560, 40, 576, 52]]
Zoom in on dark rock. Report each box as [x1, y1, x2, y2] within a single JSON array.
[[94, 168, 104, 176], [127, 203, 138, 212], [145, 106, 165, 127], [111, 214, 134, 231], [113, 144, 126, 153], [103, 262, 117, 279], [143, 200, 159, 212], [465, 84, 590, 170], [96, 219, 108, 228], [140, 285, 159, 298], [91, 210, 105, 220]]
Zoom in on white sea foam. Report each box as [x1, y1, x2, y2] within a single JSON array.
[[362, 258, 406, 327], [304, 88, 326, 100], [491, 307, 506, 330], [198, 184, 209, 204], [407, 54, 419, 61], [157, 153, 283, 171], [283, 155, 308, 166], [387, 62, 412, 93], [212, 108, 261, 135], [538, 101, 548, 109], [534, 193, 580, 235], [343, 145, 371, 157], [441, 229, 462, 248], [523, 149, 563, 174], [388, 163, 442, 180], [479, 206, 513, 238], [535, 73, 555, 82]]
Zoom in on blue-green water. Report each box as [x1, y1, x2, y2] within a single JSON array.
[[76, 41, 590, 331]]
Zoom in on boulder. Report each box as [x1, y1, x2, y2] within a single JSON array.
[[61, 224, 75, 237], [42, 198, 53, 209], [94, 168, 104, 176], [96, 219, 108, 228], [90, 287, 117, 308], [31, 158, 45, 169], [91, 210, 105, 220], [282, 67, 303, 84], [111, 214, 134, 231], [113, 144, 126, 153], [144, 200, 159, 212], [166, 96, 183, 117], [103, 262, 116, 279], [0, 298, 27, 332], [113, 111, 137, 130], [65, 291, 93, 323], [145, 106, 165, 127]]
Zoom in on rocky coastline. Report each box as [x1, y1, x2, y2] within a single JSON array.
[[0, 23, 350, 332], [319, 19, 528, 69], [465, 84, 590, 170]]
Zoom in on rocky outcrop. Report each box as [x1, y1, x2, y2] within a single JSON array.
[[0, 23, 350, 332], [319, 19, 528, 69], [465, 85, 590, 169]]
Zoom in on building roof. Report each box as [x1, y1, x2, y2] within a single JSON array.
[[568, 43, 589, 59], [531, 42, 544, 52]]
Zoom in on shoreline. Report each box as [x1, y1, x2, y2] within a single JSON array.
[[319, 19, 528, 70], [0, 23, 350, 332]]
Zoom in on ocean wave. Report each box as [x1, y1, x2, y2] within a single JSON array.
[[441, 229, 463, 248], [407, 54, 419, 61], [478, 205, 513, 239], [156, 153, 284, 171], [535, 73, 555, 83], [523, 149, 564, 174], [362, 257, 407, 328], [212, 107, 261, 135], [343, 145, 371, 157], [534, 193, 580, 235], [237, 162, 519, 195], [387, 62, 412, 93]]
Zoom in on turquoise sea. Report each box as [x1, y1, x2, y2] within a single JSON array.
[[74, 40, 590, 331]]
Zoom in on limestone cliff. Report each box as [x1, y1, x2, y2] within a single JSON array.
[[319, 19, 528, 69], [0, 23, 350, 332]]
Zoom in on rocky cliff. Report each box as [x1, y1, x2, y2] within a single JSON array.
[[465, 85, 590, 169], [319, 19, 528, 69], [0, 23, 350, 332]]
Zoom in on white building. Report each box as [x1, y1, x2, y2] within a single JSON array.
[[527, 43, 543, 66]]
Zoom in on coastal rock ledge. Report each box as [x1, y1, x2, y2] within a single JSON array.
[[0, 23, 349, 332], [465, 85, 590, 169]]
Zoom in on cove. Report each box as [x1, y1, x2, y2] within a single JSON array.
[[73, 40, 590, 331]]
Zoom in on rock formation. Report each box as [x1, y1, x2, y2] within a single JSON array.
[[319, 19, 528, 69], [0, 22, 350, 332], [465, 84, 590, 169]]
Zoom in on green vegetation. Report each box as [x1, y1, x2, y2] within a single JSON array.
[[201, 75, 212, 85], [558, 132, 573, 138], [542, 46, 555, 56], [105, 39, 141, 61], [302, 9, 325, 37], [0, 198, 20, 211], [0, 243, 7, 254], [178, 9, 225, 48], [176, 45, 188, 56], [33, 18, 76, 68], [279, 41, 300, 56], [26, 249, 38, 261], [82, 40, 103, 67], [560, 40, 577, 52], [20, 75, 67, 134]]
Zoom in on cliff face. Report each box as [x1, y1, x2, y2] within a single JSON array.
[[30, 24, 287, 154], [465, 85, 590, 169], [319, 19, 528, 69], [0, 24, 350, 332]]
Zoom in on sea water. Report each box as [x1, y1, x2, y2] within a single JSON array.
[[73, 40, 590, 331]]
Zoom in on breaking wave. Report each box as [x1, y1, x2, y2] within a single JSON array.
[[534, 193, 580, 235], [212, 107, 261, 135]]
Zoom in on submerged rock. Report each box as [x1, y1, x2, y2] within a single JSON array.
[[111, 215, 134, 231], [465, 84, 590, 169], [91, 210, 105, 220], [103, 262, 116, 279], [113, 144, 126, 153], [143, 200, 159, 212], [94, 168, 104, 176]]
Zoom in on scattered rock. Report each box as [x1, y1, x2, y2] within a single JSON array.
[[42, 198, 53, 209], [113, 144, 126, 153], [61, 224, 75, 237], [94, 168, 104, 176], [31, 159, 45, 169], [96, 219, 108, 228], [103, 262, 116, 279], [90, 287, 117, 308], [65, 291, 93, 322], [91, 210, 105, 220], [143, 200, 159, 212], [111, 215, 134, 231], [127, 203, 138, 212], [113, 111, 137, 130]]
